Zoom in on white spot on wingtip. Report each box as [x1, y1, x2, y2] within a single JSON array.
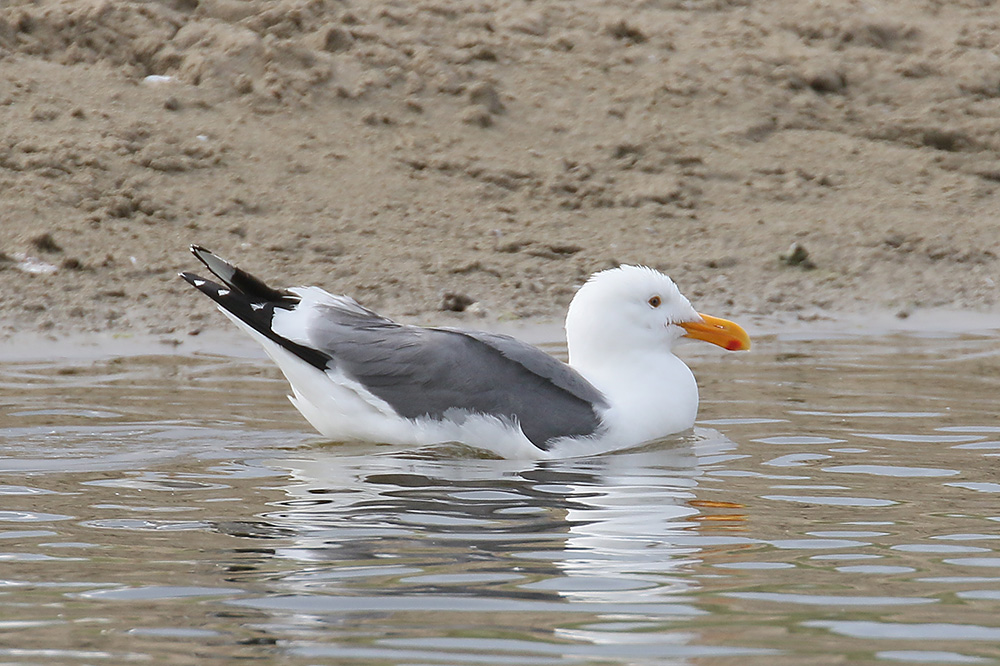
[[193, 279, 206, 287], [250, 302, 266, 311], [218, 289, 230, 296]]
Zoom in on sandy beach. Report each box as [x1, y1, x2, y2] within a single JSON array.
[[1, 0, 998, 344]]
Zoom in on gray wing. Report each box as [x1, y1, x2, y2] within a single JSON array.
[[302, 304, 608, 450]]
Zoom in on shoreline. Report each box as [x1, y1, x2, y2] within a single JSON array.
[[3, 306, 998, 363]]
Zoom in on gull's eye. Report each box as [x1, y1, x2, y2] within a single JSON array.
[[648, 296, 662, 308]]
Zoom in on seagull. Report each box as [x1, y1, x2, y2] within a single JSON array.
[[181, 246, 749, 458]]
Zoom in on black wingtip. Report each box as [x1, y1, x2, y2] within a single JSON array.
[[189, 245, 236, 283], [179, 271, 223, 300], [185, 245, 296, 305], [190, 245, 213, 263], [179, 270, 204, 286], [179, 265, 328, 371]]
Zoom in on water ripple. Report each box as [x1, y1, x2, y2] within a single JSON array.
[[1, 334, 999, 664], [725, 592, 935, 606]]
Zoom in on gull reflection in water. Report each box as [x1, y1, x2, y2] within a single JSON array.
[[255, 428, 740, 595], [221, 429, 752, 662]]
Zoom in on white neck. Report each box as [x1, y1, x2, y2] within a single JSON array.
[[569, 346, 700, 447]]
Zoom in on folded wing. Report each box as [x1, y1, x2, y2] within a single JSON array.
[[181, 247, 607, 450]]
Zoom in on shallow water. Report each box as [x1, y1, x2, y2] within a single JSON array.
[[1, 328, 999, 665]]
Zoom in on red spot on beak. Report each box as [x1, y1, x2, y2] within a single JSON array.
[[726, 339, 743, 351]]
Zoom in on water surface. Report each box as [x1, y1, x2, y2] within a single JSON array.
[[1, 327, 999, 664]]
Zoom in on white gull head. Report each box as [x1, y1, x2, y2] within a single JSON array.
[[565, 264, 699, 366], [560, 265, 749, 450]]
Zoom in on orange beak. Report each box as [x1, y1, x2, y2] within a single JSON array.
[[679, 314, 751, 351]]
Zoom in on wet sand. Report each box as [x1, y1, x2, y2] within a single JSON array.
[[1, 0, 998, 341]]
